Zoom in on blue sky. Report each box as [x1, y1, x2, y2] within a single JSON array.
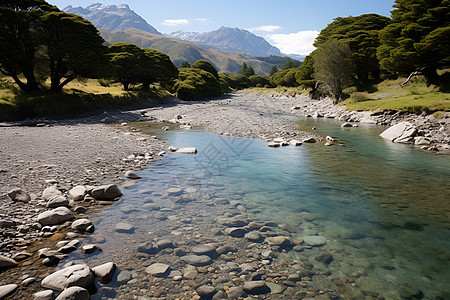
[[48, 0, 396, 55]]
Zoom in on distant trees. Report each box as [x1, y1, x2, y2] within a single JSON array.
[[270, 65, 279, 76], [240, 62, 255, 77]]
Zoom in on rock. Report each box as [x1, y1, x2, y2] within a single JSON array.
[[302, 137, 316, 143], [273, 137, 285, 143], [33, 290, 54, 300], [156, 239, 175, 249], [124, 170, 141, 179], [55, 286, 90, 300], [41, 264, 94, 291], [182, 265, 198, 279], [42, 186, 62, 201], [268, 142, 280, 148], [289, 140, 302, 146], [58, 240, 80, 254], [0, 284, 18, 299], [92, 262, 116, 284], [220, 218, 248, 227], [266, 282, 286, 294], [114, 222, 134, 233], [267, 236, 292, 247], [0, 255, 18, 269], [116, 270, 132, 284], [168, 146, 178, 152], [47, 196, 69, 208], [243, 281, 270, 294], [197, 285, 216, 297], [37, 207, 74, 226], [303, 235, 326, 246], [137, 242, 158, 254], [380, 122, 417, 143], [71, 219, 94, 233], [181, 255, 212, 266], [176, 147, 198, 154], [145, 263, 170, 276], [191, 244, 216, 255], [224, 227, 246, 237], [414, 136, 431, 145], [12, 252, 32, 261], [245, 231, 262, 242], [90, 184, 122, 200], [341, 122, 353, 128], [82, 244, 101, 254], [314, 253, 333, 264], [227, 286, 245, 299], [7, 188, 30, 202], [68, 186, 86, 201], [167, 187, 182, 195]]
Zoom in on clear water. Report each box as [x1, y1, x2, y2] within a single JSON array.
[[74, 118, 449, 299]]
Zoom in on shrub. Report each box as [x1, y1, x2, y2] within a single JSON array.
[[173, 68, 222, 100]]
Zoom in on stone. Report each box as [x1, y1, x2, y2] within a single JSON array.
[[266, 282, 286, 294], [303, 235, 326, 246], [0, 284, 18, 299], [289, 140, 302, 146], [0, 255, 18, 269], [245, 231, 262, 242], [227, 286, 245, 299], [7, 188, 30, 202], [90, 184, 122, 200], [156, 239, 175, 249], [341, 122, 353, 128], [33, 290, 54, 300], [191, 244, 216, 255], [116, 270, 132, 284], [82, 244, 101, 254], [273, 137, 285, 143], [124, 170, 141, 179], [267, 236, 293, 247], [243, 281, 270, 294], [145, 263, 170, 276], [47, 196, 69, 208], [71, 219, 94, 233], [92, 262, 116, 284], [55, 286, 90, 300], [314, 253, 333, 264], [167, 187, 182, 195], [168, 146, 178, 152], [182, 265, 198, 279], [42, 186, 62, 201], [181, 255, 212, 266], [197, 285, 216, 297], [41, 264, 94, 291], [58, 240, 80, 254], [414, 136, 431, 145], [303, 137, 316, 143], [68, 186, 86, 201], [224, 227, 246, 237], [176, 147, 198, 154], [12, 252, 32, 261], [37, 207, 74, 226], [268, 142, 280, 148], [114, 222, 134, 233], [380, 122, 417, 143], [138, 242, 158, 254]]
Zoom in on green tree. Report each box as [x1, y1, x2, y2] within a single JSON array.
[[180, 61, 191, 68], [240, 62, 248, 76], [246, 64, 255, 77], [39, 12, 107, 93], [314, 39, 353, 103], [270, 65, 279, 76], [270, 68, 298, 87], [173, 68, 222, 100], [0, 0, 56, 91], [141, 49, 178, 90], [108, 43, 144, 91], [282, 58, 296, 70], [192, 59, 219, 79], [315, 14, 391, 89], [249, 75, 272, 87], [377, 0, 450, 85]]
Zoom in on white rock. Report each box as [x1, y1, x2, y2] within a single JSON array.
[[168, 146, 178, 152], [92, 262, 116, 284], [380, 122, 417, 143], [0, 284, 18, 299], [37, 207, 74, 226], [145, 263, 170, 276], [33, 289, 54, 300], [71, 219, 94, 232], [289, 140, 302, 146], [273, 137, 285, 143], [42, 186, 62, 201], [68, 186, 86, 201], [55, 286, 90, 300], [47, 196, 69, 208], [114, 222, 134, 233], [7, 188, 30, 202], [268, 142, 280, 148], [303, 235, 326, 246], [341, 122, 353, 128], [176, 147, 198, 154], [41, 264, 94, 291]]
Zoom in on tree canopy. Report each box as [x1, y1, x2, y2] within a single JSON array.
[[192, 59, 219, 79]]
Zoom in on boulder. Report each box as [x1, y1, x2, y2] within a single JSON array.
[[92, 262, 116, 284], [55, 286, 90, 300], [42, 186, 62, 201], [71, 219, 94, 233], [0, 284, 18, 299], [7, 188, 30, 202], [68, 186, 87, 201], [58, 240, 80, 254], [302, 137, 316, 143], [33, 290, 54, 300], [41, 264, 94, 292], [289, 140, 302, 146], [380, 122, 417, 143], [37, 207, 74, 226], [81, 244, 101, 254], [341, 122, 353, 128], [90, 184, 122, 200], [176, 147, 198, 154], [243, 281, 270, 294], [0, 255, 18, 269], [124, 171, 141, 179], [267, 142, 280, 148], [47, 196, 69, 208]]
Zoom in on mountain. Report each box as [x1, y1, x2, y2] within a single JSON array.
[[64, 3, 161, 35], [169, 27, 281, 57], [100, 28, 275, 75]]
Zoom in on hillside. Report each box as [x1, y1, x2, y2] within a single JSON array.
[[64, 3, 161, 34], [170, 27, 281, 57], [100, 28, 275, 75]]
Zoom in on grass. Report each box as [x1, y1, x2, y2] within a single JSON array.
[[243, 86, 310, 96], [0, 77, 168, 122]]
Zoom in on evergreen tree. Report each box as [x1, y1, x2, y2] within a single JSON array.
[[270, 65, 279, 76], [282, 58, 296, 70], [240, 62, 248, 76], [246, 64, 255, 77], [180, 61, 191, 68]]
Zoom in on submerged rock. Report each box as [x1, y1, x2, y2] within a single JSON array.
[[145, 263, 170, 276], [181, 255, 212, 266], [243, 281, 270, 294]]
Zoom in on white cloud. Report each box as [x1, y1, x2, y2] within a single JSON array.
[[249, 25, 282, 33], [162, 19, 190, 26], [267, 30, 319, 55], [193, 18, 211, 23]]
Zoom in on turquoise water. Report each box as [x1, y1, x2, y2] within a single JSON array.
[[81, 118, 449, 299]]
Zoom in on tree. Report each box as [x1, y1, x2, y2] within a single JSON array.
[[377, 0, 450, 85], [0, 0, 57, 91], [140, 49, 178, 89], [314, 39, 353, 103], [240, 62, 248, 76], [39, 12, 107, 93], [173, 68, 222, 100], [192, 59, 219, 79], [270, 65, 279, 76], [180, 61, 191, 68], [282, 58, 296, 70], [109, 43, 144, 91], [246, 64, 255, 77], [270, 68, 298, 87]]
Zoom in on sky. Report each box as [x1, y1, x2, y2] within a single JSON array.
[[47, 0, 396, 56]]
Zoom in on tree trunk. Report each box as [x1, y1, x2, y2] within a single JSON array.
[[422, 66, 439, 86]]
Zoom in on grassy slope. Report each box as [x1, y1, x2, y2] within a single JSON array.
[[100, 28, 274, 75]]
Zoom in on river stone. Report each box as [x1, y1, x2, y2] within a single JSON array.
[[266, 282, 286, 294], [303, 235, 326, 246], [197, 285, 216, 297], [124, 170, 141, 179], [92, 262, 116, 284], [289, 140, 302, 146], [41, 264, 94, 291], [37, 207, 74, 226], [156, 239, 175, 249], [58, 240, 80, 254], [68, 186, 87, 201], [243, 281, 270, 294], [245, 231, 262, 242], [7, 188, 30, 202], [191, 244, 216, 255], [33, 289, 54, 300], [47, 196, 69, 208], [12, 251, 32, 261], [42, 186, 62, 201], [116, 270, 132, 284], [90, 184, 122, 200], [145, 263, 170, 276], [267, 236, 293, 247], [220, 218, 248, 227], [55, 286, 90, 300], [315, 252, 333, 264], [137, 242, 158, 254], [380, 122, 417, 143], [227, 286, 245, 299], [341, 122, 353, 128], [176, 147, 198, 154], [224, 227, 246, 237], [0, 284, 18, 298], [273, 137, 286, 143], [167, 187, 182, 195], [114, 222, 134, 233], [303, 137, 316, 143], [82, 244, 101, 254], [0, 255, 18, 269], [268, 142, 280, 148], [71, 219, 94, 233], [181, 255, 212, 266]]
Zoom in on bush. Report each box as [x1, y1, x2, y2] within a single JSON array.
[[173, 68, 222, 100], [351, 92, 370, 102], [249, 75, 272, 88], [98, 78, 110, 87]]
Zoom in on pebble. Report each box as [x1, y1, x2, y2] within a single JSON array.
[[114, 222, 134, 233], [181, 255, 213, 266], [196, 285, 216, 297], [145, 263, 170, 276], [243, 281, 270, 294]]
